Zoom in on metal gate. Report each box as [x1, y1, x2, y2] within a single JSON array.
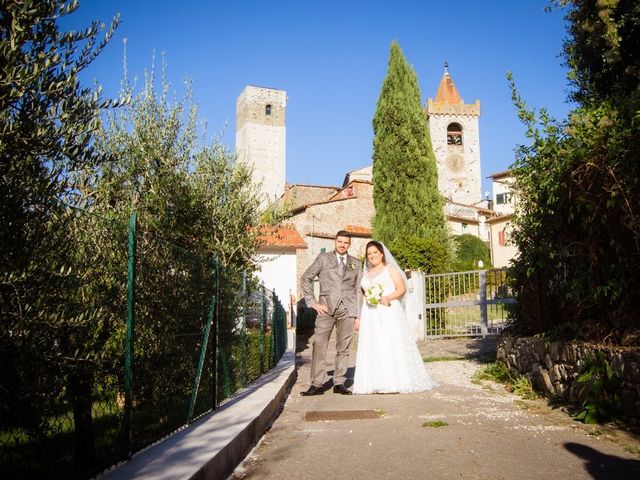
[[422, 268, 515, 337]]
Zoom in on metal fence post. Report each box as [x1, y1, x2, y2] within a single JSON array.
[[480, 269, 488, 336], [260, 284, 266, 374], [277, 294, 283, 360], [282, 300, 288, 351], [241, 271, 248, 387], [124, 212, 136, 459], [281, 298, 287, 352], [289, 289, 295, 329], [212, 259, 219, 410], [271, 290, 278, 365], [187, 255, 218, 423]]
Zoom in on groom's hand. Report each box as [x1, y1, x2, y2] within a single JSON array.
[[312, 303, 328, 315], [354, 318, 360, 331]]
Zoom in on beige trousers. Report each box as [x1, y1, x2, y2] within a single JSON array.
[[310, 301, 355, 387]]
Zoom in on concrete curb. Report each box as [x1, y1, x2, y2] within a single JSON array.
[[100, 336, 297, 480]]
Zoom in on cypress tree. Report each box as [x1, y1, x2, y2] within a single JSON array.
[[372, 41, 447, 247]]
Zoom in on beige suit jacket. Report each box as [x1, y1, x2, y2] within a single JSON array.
[[300, 251, 363, 318]]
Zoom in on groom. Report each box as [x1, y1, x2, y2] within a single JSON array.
[[300, 230, 363, 395]]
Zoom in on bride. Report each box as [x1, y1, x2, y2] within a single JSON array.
[[352, 241, 436, 394]]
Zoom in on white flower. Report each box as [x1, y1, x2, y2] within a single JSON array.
[[365, 283, 385, 307]]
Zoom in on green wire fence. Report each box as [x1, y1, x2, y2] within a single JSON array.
[[0, 209, 288, 479]]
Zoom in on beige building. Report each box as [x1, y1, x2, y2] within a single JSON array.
[[486, 169, 518, 267], [489, 169, 517, 215], [487, 213, 517, 268], [283, 179, 374, 283], [444, 201, 491, 241]]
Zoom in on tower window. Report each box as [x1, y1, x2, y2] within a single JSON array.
[[265, 104, 272, 115], [447, 122, 463, 145]]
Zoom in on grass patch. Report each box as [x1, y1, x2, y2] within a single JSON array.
[[625, 445, 640, 456], [512, 376, 537, 400], [375, 409, 386, 417], [473, 362, 512, 383], [473, 362, 538, 400], [422, 420, 448, 428], [423, 355, 464, 363]]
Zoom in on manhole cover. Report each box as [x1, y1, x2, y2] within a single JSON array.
[[305, 410, 380, 422]]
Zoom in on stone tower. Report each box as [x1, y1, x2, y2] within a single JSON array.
[[425, 64, 482, 205], [236, 86, 286, 208]]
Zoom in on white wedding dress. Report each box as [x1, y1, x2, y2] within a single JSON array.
[[353, 266, 437, 394]]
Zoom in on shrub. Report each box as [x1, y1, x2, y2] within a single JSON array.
[[388, 236, 451, 274], [573, 352, 622, 424], [452, 234, 491, 271]]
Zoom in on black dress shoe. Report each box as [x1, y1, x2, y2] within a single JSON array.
[[333, 384, 352, 395], [300, 385, 324, 396]]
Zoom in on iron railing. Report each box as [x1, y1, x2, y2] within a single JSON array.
[[423, 268, 516, 337]]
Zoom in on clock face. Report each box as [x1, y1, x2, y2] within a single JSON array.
[[446, 153, 465, 172]]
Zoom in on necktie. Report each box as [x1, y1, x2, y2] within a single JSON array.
[[339, 256, 346, 275]]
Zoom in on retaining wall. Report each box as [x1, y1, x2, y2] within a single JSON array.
[[497, 334, 640, 423]]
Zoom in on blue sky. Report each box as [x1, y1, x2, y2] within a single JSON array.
[[64, 1, 573, 196]]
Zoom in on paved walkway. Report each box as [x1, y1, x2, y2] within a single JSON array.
[[231, 333, 640, 480]]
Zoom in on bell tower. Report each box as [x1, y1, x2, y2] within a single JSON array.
[[236, 85, 287, 208], [425, 64, 482, 204]]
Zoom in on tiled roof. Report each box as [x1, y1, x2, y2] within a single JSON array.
[[486, 213, 514, 224], [446, 214, 480, 225], [289, 191, 362, 215], [445, 199, 495, 215], [434, 64, 462, 105], [344, 225, 373, 236], [426, 64, 479, 116], [258, 224, 307, 248], [280, 184, 338, 211], [309, 225, 373, 240], [487, 169, 514, 180]]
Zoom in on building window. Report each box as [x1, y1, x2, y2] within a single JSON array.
[[498, 227, 511, 246], [496, 192, 513, 205], [447, 122, 463, 145], [265, 104, 272, 115], [461, 223, 468, 232]]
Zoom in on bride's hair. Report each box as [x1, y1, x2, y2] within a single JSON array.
[[365, 240, 386, 264]]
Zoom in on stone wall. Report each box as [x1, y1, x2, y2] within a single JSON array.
[[497, 334, 640, 423], [236, 86, 287, 208]]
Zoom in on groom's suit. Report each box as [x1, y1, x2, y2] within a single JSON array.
[[301, 251, 363, 388]]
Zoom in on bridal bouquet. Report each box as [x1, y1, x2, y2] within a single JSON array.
[[365, 283, 385, 307]]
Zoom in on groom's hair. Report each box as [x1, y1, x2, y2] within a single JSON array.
[[335, 230, 351, 239]]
